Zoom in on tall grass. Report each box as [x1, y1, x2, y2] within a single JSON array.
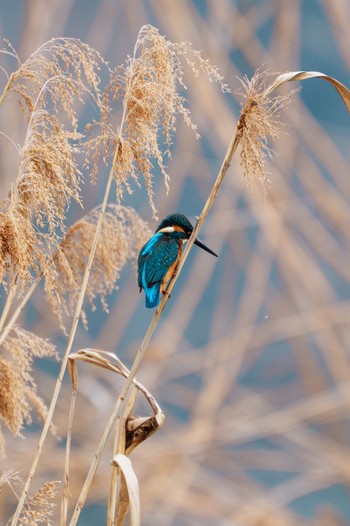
[[0, 26, 226, 525], [0, 13, 349, 526]]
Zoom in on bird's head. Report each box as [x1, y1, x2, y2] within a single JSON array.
[[156, 213, 218, 257]]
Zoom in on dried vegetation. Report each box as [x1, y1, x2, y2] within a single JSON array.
[[0, 6, 349, 526], [0, 25, 227, 525]]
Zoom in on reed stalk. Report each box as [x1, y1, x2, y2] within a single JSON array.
[[10, 151, 117, 526], [67, 121, 241, 526]]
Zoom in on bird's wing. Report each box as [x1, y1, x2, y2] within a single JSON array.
[[139, 235, 179, 288], [146, 241, 179, 285], [138, 253, 146, 290], [138, 233, 162, 290]]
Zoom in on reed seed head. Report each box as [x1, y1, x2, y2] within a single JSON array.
[[90, 25, 227, 218], [46, 205, 152, 329], [237, 70, 292, 189], [0, 327, 57, 454], [3, 37, 106, 124], [17, 480, 59, 526]]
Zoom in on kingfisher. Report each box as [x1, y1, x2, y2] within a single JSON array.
[[138, 213, 218, 308]]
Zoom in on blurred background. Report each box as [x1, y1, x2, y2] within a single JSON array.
[[1, 1, 350, 525]]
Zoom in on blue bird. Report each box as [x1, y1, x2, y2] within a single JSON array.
[[138, 213, 218, 308]]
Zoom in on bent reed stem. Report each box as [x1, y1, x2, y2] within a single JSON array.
[[67, 122, 242, 526]]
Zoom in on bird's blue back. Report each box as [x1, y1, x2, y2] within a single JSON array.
[[138, 232, 180, 308]]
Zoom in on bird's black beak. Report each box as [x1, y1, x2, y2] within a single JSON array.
[[194, 238, 218, 257]]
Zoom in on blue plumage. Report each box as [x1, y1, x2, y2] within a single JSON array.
[[138, 232, 182, 308], [138, 213, 218, 308]]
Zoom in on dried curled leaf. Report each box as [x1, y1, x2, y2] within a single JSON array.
[[68, 348, 165, 453], [113, 454, 140, 526], [263, 70, 350, 112]]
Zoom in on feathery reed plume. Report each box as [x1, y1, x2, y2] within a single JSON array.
[[0, 327, 57, 453], [46, 205, 151, 327], [17, 480, 59, 526], [0, 469, 22, 492], [1, 472, 58, 525], [0, 195, 38, 291], [0, 110, 82, 291], [236, 69, 350, 189], [0, 38, 106, 291], [237, 70, 293, 188], [0, 38, 106, 123], [89, 25, 228, 217], [17, 110, 83, 236], [0, 38, 107, 291]]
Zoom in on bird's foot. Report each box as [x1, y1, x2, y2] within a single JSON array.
[[161, 289, 171, 298]]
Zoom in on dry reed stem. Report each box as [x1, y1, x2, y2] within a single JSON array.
[[60, 359, 78, 526], [65, 67, 350, 523], [64, 349, 163, 525], [11, 27, 134, 516], [10, 155, 116, 526], [0, 278, 18, 333], [0, 72, 15, 108], [108, 388, 137, 526]]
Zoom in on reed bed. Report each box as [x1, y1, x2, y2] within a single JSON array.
[[0, 2, 350, 526]]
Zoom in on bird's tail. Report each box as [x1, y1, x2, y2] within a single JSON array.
[[145, 283, 161, 308]]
